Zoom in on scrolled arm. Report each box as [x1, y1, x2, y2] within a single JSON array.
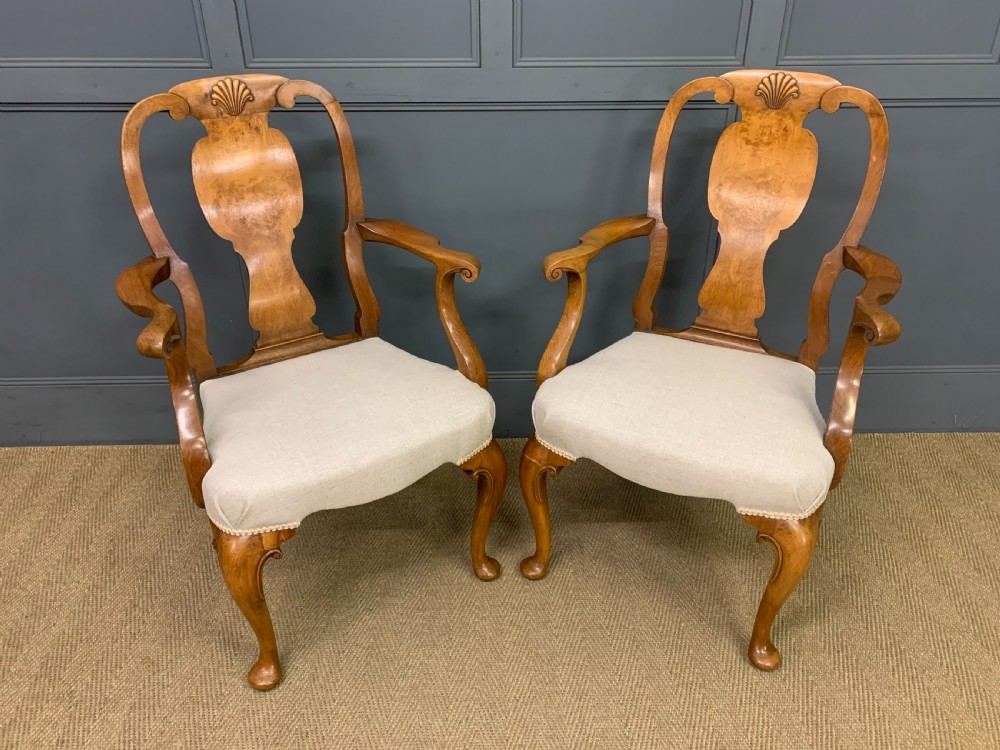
[[536, 215, 655, 386], [115, 254, 211, 506], [358, 219, 480, 278], [115, 255, 182, 359], [357, 218, 487, 388], [825, 245, 901, 488], [543, 215, 655, 280], [843, 245, 901, 346]]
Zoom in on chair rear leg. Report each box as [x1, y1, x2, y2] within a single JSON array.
[[743, 509, 821, 671], [211, 523, 296, 690], [519, 435, 571, 580], [461, 439, 508, 581]]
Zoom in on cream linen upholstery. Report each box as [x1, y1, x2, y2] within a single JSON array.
[[532, 332, 834, 519], [199, 338, 495, 534]]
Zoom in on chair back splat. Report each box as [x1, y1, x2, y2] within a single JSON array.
[[639, 69, 888, 366], [121, 74, 379, 378]]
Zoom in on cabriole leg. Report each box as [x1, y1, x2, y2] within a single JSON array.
[[743, 509, 822, 671], [211, 523, 296, 690], [461, 439, 508, 581], [519, 435, 571, 580]]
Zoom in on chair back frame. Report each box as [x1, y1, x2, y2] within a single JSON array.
[[636, 69, 889, 366], [121, 74, 381, 379]]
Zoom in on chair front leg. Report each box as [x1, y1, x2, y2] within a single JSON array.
[[211, 523, 296, 690], [519, 435, 572, 580], [461, 439, 508, 581], [743, 509, 822, 671]]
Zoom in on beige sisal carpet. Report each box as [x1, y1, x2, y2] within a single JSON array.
[[1, 435, 999, 749]]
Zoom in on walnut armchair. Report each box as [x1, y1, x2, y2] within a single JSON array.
[[517, 70, 900, 670], [115, 74, 507, 690]]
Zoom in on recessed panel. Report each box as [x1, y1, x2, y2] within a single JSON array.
[[779, 0, 1000, 63], [238, 0, 478, 66], [0, 0, 208, 66], [515, 0, 749, 65]]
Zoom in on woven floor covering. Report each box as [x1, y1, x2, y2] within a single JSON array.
[[2, 435, 999, 749]]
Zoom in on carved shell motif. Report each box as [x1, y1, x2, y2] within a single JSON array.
[[210, 77, 255, 116], [755, 72, 800, 110]]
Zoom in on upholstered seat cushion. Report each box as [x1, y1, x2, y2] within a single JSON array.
[[533, 332, 834, 519], [199, 338, 495, 534]]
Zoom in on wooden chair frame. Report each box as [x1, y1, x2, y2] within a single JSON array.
[[517, 70, 901, 670], [115, 74, 506, 690]]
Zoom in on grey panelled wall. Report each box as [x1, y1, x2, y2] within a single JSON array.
[[1, 0, 999, 443]]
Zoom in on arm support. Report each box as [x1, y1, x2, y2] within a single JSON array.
[[115, 255, 211, 506], [825, 245, 901, 488], [357, 218, 488, 388], [536, 215, 655, 386]]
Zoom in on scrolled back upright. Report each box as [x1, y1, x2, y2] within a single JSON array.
[[276, 79, 379, 339], [799, 86, 889, 369], [634, 76, 733, 331], [121, 91, 217, 378]]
